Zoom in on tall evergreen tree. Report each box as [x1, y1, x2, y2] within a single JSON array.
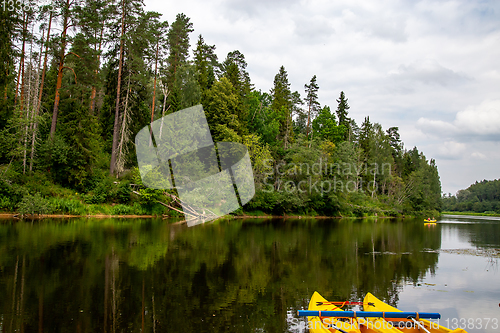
[[270, 66, 293, 148], [193, 35, 218, 94], [336, 91, 351, 140], [221, 50, 251, 131], [109, 0, 147, 175], [312, 106, 344, 144], [359, 116, 373, 159], [0, 5, 17, 128], [166, 13, 193, 111], [221, 50, 251, 98], [49, 0, 79, 139], [173, 64, 201, 110], [304, 75, 320, 142], [204, 77, 241, 142], [146, 12, 168, 125], [76, 0, 112, 114], [386, 126, 403, 176]]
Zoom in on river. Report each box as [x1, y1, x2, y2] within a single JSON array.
[[0, 215, 498, 332]]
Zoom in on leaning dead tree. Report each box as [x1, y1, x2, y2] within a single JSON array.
[[130, 186, 217, 222]]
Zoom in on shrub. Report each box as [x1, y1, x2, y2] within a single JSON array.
[[49, 197, 87, 215], [111, 204, 134, 215], [17, 193, 53, 215]]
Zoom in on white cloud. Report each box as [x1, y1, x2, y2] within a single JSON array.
[[435, 141, 467, 160], [293, 14, 335, 43], [417, 99, 500, 140], [416, 118, 458, 136], [471, 152, 487, 160], [389, 59, 471, 88], [455, 100, 500, 135]]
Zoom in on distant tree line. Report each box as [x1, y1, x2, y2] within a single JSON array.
[[442, 179, 500, 214], [0, 0, 441, 216]]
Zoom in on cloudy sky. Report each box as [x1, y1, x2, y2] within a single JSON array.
[[144, 0, 500, 195]]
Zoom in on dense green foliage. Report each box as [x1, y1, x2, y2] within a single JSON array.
[[442, 179, 500, 213], [0, 0, 441, 216]]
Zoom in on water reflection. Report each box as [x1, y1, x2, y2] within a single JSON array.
[[0, 216, 498, 332]]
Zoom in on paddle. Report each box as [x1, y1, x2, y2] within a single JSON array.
[[408, 317, 432, 333], [328, 323, 349, 333], [297, 311, 441, 319], [316, 301, 375, 307]]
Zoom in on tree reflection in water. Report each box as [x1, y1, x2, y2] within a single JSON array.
[[0, 217, 446, 332]]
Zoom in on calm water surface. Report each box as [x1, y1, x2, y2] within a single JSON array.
[[0, 215, 498, 333]]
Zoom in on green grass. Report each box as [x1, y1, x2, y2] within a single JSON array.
[[442, 211, 500, 217]]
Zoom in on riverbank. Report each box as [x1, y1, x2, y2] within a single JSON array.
[[0, 213, 156, 219], [442, 211, 500, 217], [0, 210, 432, 221]]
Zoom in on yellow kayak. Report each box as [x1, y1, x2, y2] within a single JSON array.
[[363, 293, 467, 333], [307, 291, 362, 333], [424, 220, 437, 223], [305, 292, 467, 333]]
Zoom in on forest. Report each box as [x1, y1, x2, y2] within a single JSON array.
[[442, 179, 500, 214], [0, 0, 442, 217]]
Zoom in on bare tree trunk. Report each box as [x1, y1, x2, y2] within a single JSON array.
[[159, 83, 169, 138], [15, 11, 27, 109], [22, 62, 32, 174], [50, 0, 71, 139], [23, 31, 38, 175], [36, 10, 52, 114], [371, 171, 376, 198], [148, 41, 160, 147], [151, 40, 159, 123], [31, 14, 52, 171], [110, 0, 126, 175], [116, 73, 131, 175], [4, 66, 8, 101], [306, 98, 311, 139], [309, 121, 313, 148], [284, 112, 289, 149]]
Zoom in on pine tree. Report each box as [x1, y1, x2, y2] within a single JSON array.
[[221, 50, 251, 130], [109, 0, 147, 175], [49, 0, 80, 139], [221, 50, 251, 98], [304, 75, 320, 142], [312, 106, 344, 144], [173, 64, 201, 110], [336, 91, 351, 140], [359, 116, 373, 159], [76, 0, 112, 114], [146, 12, 168, 125], [0, 5, 17, 129], [193, 34, 218, 93], [166, 13, 193, 111], [336, 91, 350, 125], [270, 66, 293, 148], [204, 77, 241, 142], [0, 8, 15, 95]]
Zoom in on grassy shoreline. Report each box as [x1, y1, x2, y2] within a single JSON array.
[[441, 211, 500, 217], [0, 209, 433, 220]]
